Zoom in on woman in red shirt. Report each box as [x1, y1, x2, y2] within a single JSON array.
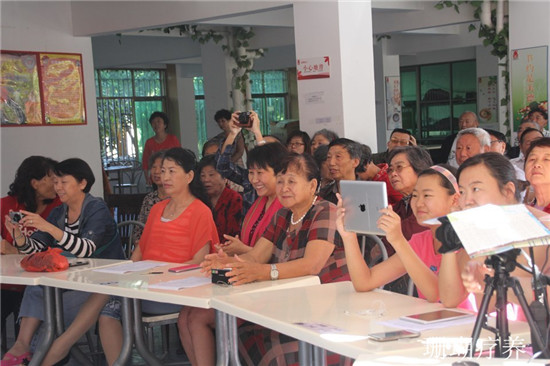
[[142, 111, 180, 183]]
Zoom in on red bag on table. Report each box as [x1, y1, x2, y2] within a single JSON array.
[[20, 247, 69, 272]]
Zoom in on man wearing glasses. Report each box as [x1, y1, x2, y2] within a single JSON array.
[[438, 111, 479, 168], [372, 128, 416, 165]]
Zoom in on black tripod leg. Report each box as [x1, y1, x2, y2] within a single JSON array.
[[509, 277, 550, 358], [470, 275, 496, 358]]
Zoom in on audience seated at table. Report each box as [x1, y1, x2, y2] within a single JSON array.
[[198, 155, 242, 244], [310, 128, 338, 154], [286, 130, 311, 155], [1, 158, 124, 366], [356, 143, 403, 205], [142, 111, 181, 184], [0, 156, 61, 363], [178, 142, 288, 366], [336, 164, 459, 302], [132, 150, 169, 243], [195, 153, 348, 366], [96, 147, 219, 365], [215, 110, 283, 214]]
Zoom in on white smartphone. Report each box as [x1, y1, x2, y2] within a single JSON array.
[[368, 330, 420, 342], [400, 309, 473, 325]]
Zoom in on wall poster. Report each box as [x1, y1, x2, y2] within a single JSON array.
[[385, 76, 402, 130], [0, 50, 86, 126], [510, 46, 548, 130]]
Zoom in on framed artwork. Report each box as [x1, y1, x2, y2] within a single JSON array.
[[0, 50, 86, 126]]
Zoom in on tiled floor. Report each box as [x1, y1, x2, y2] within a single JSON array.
[[2, 314, 190, 365]]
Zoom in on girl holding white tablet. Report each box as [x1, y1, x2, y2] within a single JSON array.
[[336, 165, 459, 302]]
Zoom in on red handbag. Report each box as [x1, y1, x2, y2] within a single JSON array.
[[20, 247, 69, 272]]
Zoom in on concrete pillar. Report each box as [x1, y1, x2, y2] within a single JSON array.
[[293, 1, 377, 150]]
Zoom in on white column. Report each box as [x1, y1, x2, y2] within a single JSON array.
[[293, 1, 377, 150]]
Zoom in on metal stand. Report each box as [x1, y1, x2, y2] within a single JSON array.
[[469, 251, 550, 358]]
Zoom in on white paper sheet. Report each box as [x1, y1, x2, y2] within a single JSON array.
[[378, 315, 476, 332], [93, 261, 168, 274], [148, 276, 210, 290]]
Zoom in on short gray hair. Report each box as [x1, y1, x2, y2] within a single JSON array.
[[457, 127, 491, 148]]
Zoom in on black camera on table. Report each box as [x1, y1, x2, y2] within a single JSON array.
[[211, 268, 232, 285], [9, 211, 24, 223], [236, 112, 252, 128]]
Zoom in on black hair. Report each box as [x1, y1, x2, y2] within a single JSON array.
[[197, 154, 217, 174], [525, 137, 550, 164], [54, 158, 95, 193], [356, 144, 373, 173], [214, 109, 232, 123], [149, 111, 169, 128], [247, 143, 288, 171], [8, 156, 57, 212], [311, 129, 339, 143], [149, 150, 165, 191], [162, 147, 211, 208], [390, 128, 412, 138], [418, 164, 458, 195], [484, 129, 506, 143], [388, 146, 433, 174], [313, 144, 329, 167], [519, 127, 544, 145], [286, 130, 312, 155], [457, 152, 520, 203], [275, 153, 320, 190], [328, 138, 362, 160], [528, 107, 548, 121]]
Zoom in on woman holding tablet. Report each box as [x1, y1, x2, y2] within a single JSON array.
[[336, 165, 459, 302]]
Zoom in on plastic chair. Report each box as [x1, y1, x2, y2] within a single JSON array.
[[105, 193, 146, 224], [117, 220, 144, 259], [117, 220, 180, 358]]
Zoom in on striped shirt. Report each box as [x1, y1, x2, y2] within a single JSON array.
[[18, 214, 96, 257]]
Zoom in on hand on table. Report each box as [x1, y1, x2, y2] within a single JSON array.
[[225, 256, 266, 286]]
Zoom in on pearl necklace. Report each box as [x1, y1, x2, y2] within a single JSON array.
[[290, 196, 317, 225]]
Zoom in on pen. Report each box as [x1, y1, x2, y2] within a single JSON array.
[[148, 272, 163, 274]]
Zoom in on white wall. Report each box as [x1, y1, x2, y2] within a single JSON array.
[[0, 1, 104, 198]]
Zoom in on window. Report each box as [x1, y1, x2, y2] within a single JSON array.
[[193, 70, 290, 149], [400, 60, 476, 146], [95, 69, 166, 163], [193, 76, 207, 153]]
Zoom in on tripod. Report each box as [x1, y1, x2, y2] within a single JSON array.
[[469, 249, 550, 358]]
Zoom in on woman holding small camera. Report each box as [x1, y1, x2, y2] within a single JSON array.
[[1, 158, 124, 366]]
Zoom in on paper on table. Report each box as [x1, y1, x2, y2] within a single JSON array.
[[148, 276, 210, 290], [426, 204, 550, 257], [93, 261, 168, 274], [378, 315, 475, 332]]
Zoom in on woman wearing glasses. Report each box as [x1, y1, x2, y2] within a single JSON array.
[[286, 130, 311, 155]]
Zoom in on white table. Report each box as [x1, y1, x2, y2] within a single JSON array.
[[40, 261, 321, 366], [0, 255, 129, 366], [211, 281, 531, 365]]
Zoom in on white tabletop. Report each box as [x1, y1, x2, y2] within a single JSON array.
[[39, 261, 321, 308], [211, 281, 531, 360], [353, 354, 549, 366], [0, 254, 128, 286]]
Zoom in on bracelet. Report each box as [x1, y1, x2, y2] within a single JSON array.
[[257, 139, 266, 146]]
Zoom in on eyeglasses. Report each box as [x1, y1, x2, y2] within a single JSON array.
[[388, 164, 411, 174], [288, 142, 305, 147]]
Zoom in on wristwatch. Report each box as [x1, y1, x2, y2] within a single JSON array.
[[270, 264, 279, 280]]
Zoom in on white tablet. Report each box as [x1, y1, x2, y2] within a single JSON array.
[[400, 309, 474, 325], [340, 180, 388, 236]]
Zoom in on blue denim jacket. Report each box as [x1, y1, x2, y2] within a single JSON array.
[[31, 193, 124, 259]]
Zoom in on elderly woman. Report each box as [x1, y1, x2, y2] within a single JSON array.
[[2, 158, 124, 366], [192, 153, 348, 365], [178, 143, 288, 366], [286, 130, 311, 155], [198, 155, 242, 243], [311, 128, 339, 154], [525, 137, 550, 212]]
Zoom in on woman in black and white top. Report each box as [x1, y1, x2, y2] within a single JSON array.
[[2, 158, 124, 366]]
